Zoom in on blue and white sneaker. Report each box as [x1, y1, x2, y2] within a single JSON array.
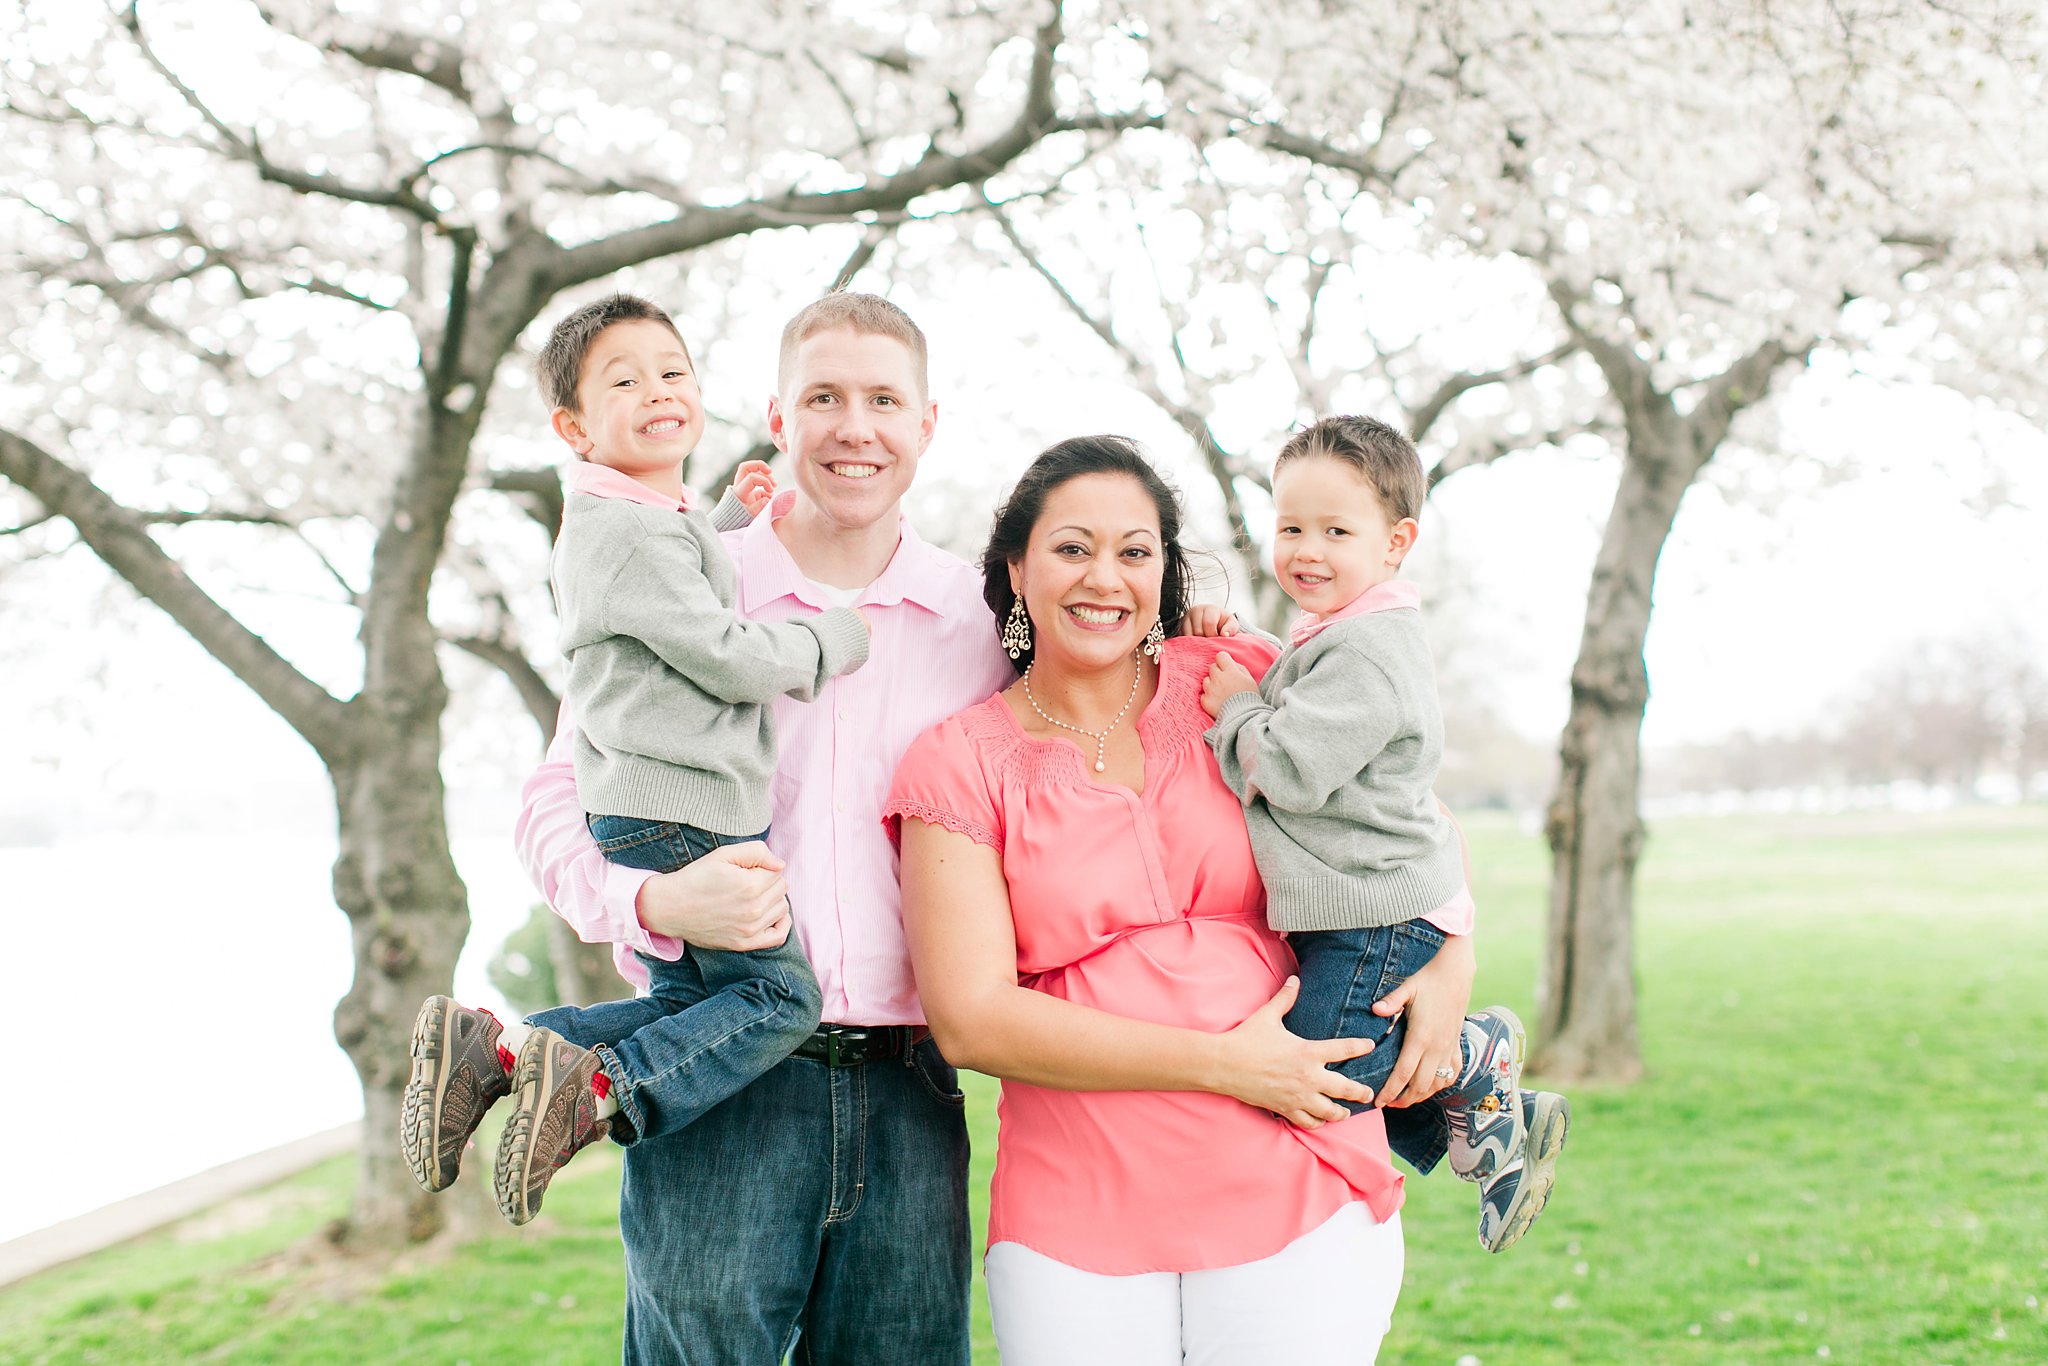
[[1443, 1005, 1527, 1182], [1475, 1089, 1570, 1253]]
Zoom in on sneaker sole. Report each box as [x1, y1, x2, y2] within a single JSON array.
[[1487, 1091, 1570, 1253], [399, 996, 462, 1193]]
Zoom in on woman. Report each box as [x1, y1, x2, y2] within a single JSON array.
[[886, 436, 1477, 1363]]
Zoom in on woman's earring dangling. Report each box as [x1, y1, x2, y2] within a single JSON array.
[[1140, 617, 1166, 660], [1003, 596, 1033, 659]]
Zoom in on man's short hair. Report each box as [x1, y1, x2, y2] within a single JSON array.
[[1274, 415, 1426, 523], [777, 293, 929, 397], [537, 293, 690, 413]]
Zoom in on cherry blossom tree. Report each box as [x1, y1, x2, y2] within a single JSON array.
[[0, 0, 1154, 1245], [1155, 0, 2048, 1079], [970, 138, 1596, 632]]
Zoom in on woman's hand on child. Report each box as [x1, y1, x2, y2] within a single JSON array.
[[733, 459, 776, 517], [1180, 604, 1240, 638], [1373, 931, 1476, 1106], [1215, 977, 1375, 1129], [1199, 653, 1261, 718], [635, 841, 792, 952]]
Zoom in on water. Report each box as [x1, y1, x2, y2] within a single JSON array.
[[0, 834, 535, 1244]]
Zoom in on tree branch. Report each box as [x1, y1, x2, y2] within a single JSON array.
[[136, 509, 295, 528], [320, 25, 472, 104], [485, 467, 565, 538], [544, 8, 1156, 291], [1427, 418, 1614, 492], [1, 510, 58, 537], [1544, 275, 1656, 413], [0, 427, 353, 758], [832, 222, 897, 292], [1408, 341, 1576, 442], [1689, 336, 1812, 455], [122, 2, 441, 222], [450, 634, 559, 745]]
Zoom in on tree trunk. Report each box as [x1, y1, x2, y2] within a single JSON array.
[[1533, 434, 1699, 1084], [324, 693, 473, 1245]]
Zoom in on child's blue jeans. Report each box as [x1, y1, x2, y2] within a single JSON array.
[[1285, 919, 1473, 1174], [524, 814, 823, 1147]]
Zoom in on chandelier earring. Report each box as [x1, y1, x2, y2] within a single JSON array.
[[1140, 616, 1166, 660], [1002, 596, 1033, 659]]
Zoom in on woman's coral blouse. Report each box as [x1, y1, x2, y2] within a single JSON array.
[[885, 635, 1404, 1274]]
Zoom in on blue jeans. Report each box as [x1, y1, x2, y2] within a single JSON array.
[[617, 1039, 972, 1364], [526, 815, 823, 1148], [1286, 919, 1465, 1174]]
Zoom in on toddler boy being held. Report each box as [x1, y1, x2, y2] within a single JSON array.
[[401, 294, 868, 1224], [1200, 415, 1568, 1254]]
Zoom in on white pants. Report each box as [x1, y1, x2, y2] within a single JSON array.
[[984, 1202, 1404, 1366]]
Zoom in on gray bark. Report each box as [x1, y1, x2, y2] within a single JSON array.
[[1534, 283, 1805, 1081]]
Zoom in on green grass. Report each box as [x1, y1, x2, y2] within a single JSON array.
[[5, 806, 2044, 1364]]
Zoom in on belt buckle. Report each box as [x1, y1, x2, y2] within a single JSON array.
[[822, 1025, 871, 1067]]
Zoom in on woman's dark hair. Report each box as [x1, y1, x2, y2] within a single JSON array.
[[981, 435, 1192, 675]]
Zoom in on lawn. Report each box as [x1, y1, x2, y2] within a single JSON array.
[[4, 806, 2043, 1364]]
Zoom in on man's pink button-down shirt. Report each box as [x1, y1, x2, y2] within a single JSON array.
[[515, 489, 1014, 1025]]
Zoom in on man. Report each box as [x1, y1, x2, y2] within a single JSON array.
[[516, 293, 1012, 1363]]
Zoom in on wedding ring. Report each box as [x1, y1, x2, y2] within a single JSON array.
[[1432, 1065, 1457, 1080]]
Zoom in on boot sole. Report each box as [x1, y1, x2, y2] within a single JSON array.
[[399, 996, 461, 1193], [495, 1030, 605, 1226]]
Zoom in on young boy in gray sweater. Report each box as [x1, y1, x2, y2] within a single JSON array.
[[400, 294, 869, 1225], [1199, 415, 1568, 1253]]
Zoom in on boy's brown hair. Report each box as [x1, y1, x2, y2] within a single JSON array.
[[777, 292, 929, 397], [537, 293, 692, 413], [1274, 415, 1426, 523]]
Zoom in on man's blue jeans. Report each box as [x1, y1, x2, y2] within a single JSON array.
[[1286, 919, 1458, 1174], [527, 815, 823, 1147], [616, 1039, 972, 1364]]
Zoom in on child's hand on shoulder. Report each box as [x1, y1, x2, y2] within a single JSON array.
[[1181, 604, 1240, 638], [733, 459, 776, 516], [1200, 652, 1259, 718]]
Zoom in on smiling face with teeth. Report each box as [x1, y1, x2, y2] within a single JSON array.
[[550, 318, 706, 499], [767, 325, 936, 542], [1008, 472, 1165, 675]]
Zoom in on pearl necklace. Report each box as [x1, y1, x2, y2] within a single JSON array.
[[1021, 657, 1143, 773]]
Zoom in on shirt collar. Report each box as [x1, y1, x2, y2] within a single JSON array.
[[1289, 578, 1420, 646], [564, 460, 693, 512], [737, 488, 954, 614]]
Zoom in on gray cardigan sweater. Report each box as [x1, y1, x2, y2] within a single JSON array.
[[554, 487, 869, 836], [1205, 608, 1464, 931]]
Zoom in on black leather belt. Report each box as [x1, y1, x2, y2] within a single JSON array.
[[792, 1024, 925, 1068]]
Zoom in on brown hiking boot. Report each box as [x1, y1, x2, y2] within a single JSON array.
[[400, 996, 513, 1193], [493, 1027, 612, 1226]]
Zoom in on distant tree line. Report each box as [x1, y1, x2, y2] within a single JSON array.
[[1644, 636, 2048, 799]]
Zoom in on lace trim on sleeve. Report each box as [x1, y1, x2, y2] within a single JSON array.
[[884, 799, 1001, 851]]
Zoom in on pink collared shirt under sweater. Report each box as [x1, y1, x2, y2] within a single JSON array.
[[562, 458, 695, 512], [1285, 578, 1474, 936], [516, 488, 1013, 1024]]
